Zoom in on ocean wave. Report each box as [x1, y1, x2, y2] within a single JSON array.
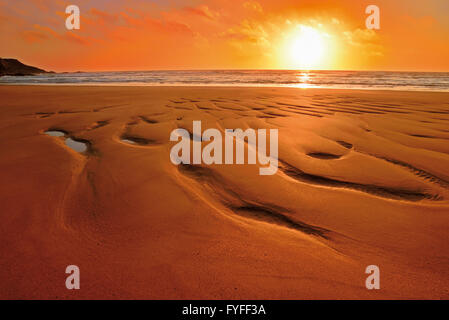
[[1, 70, 449, 92]]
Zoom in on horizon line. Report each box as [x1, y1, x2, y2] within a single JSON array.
[[54, 68, 449, 74]]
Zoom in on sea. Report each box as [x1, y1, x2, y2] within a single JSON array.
[[1, 70, 449, 92]]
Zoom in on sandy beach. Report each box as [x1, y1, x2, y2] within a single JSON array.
[[0, 85, 448, 299]]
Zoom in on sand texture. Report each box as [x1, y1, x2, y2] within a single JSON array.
[[0, 85, 448, 299]]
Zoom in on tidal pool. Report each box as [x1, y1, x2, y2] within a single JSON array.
[[121, 138, 137, 145], [65, 137, 88, 153], [44, 130, 66, 137], [45, 130, 88, 153]]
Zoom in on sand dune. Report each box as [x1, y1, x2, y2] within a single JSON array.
[[0, 85, 448, 299]]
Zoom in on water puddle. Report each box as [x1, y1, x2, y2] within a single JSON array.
[[65, 138, 88, 153], [121, 138, 137, 145], [45, 130, 66, 137], [45, 130, 89, 153], [120, 135, 154, 146]]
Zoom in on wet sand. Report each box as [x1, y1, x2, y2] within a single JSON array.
[[0, 85, 448, 299]]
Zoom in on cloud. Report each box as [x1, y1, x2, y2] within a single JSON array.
[[344, 29, 378, 45], [21, 30, 48, 43], [63, 31, 93, 45], [222, 19, 268, 44], [89, 8, 119, 24], [343, 29, 384, 57], [243, 1, 263, 13], [119, 10, 192, 34], [183, 5, 220, 20], [20, 23, 99, 46]]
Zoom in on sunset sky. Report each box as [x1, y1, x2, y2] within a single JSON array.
[[1, 0, 449, 72]]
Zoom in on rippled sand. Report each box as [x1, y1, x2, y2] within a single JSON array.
[[0, 85, 448, 299]]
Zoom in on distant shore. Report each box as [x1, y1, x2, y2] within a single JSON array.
[[0, 58, 52, 76]]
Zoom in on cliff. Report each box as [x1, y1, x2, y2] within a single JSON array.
[[0, 58, 50, 76]]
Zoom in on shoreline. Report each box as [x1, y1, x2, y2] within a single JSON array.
[[2, 83, 449, 94]]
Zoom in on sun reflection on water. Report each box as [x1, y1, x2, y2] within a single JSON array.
[[294, 72, 313, 88]]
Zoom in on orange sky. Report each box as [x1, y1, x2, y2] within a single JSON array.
[[1, 0, 449, 72]]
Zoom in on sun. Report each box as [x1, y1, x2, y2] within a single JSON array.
[[286, 25, 327, 69]]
